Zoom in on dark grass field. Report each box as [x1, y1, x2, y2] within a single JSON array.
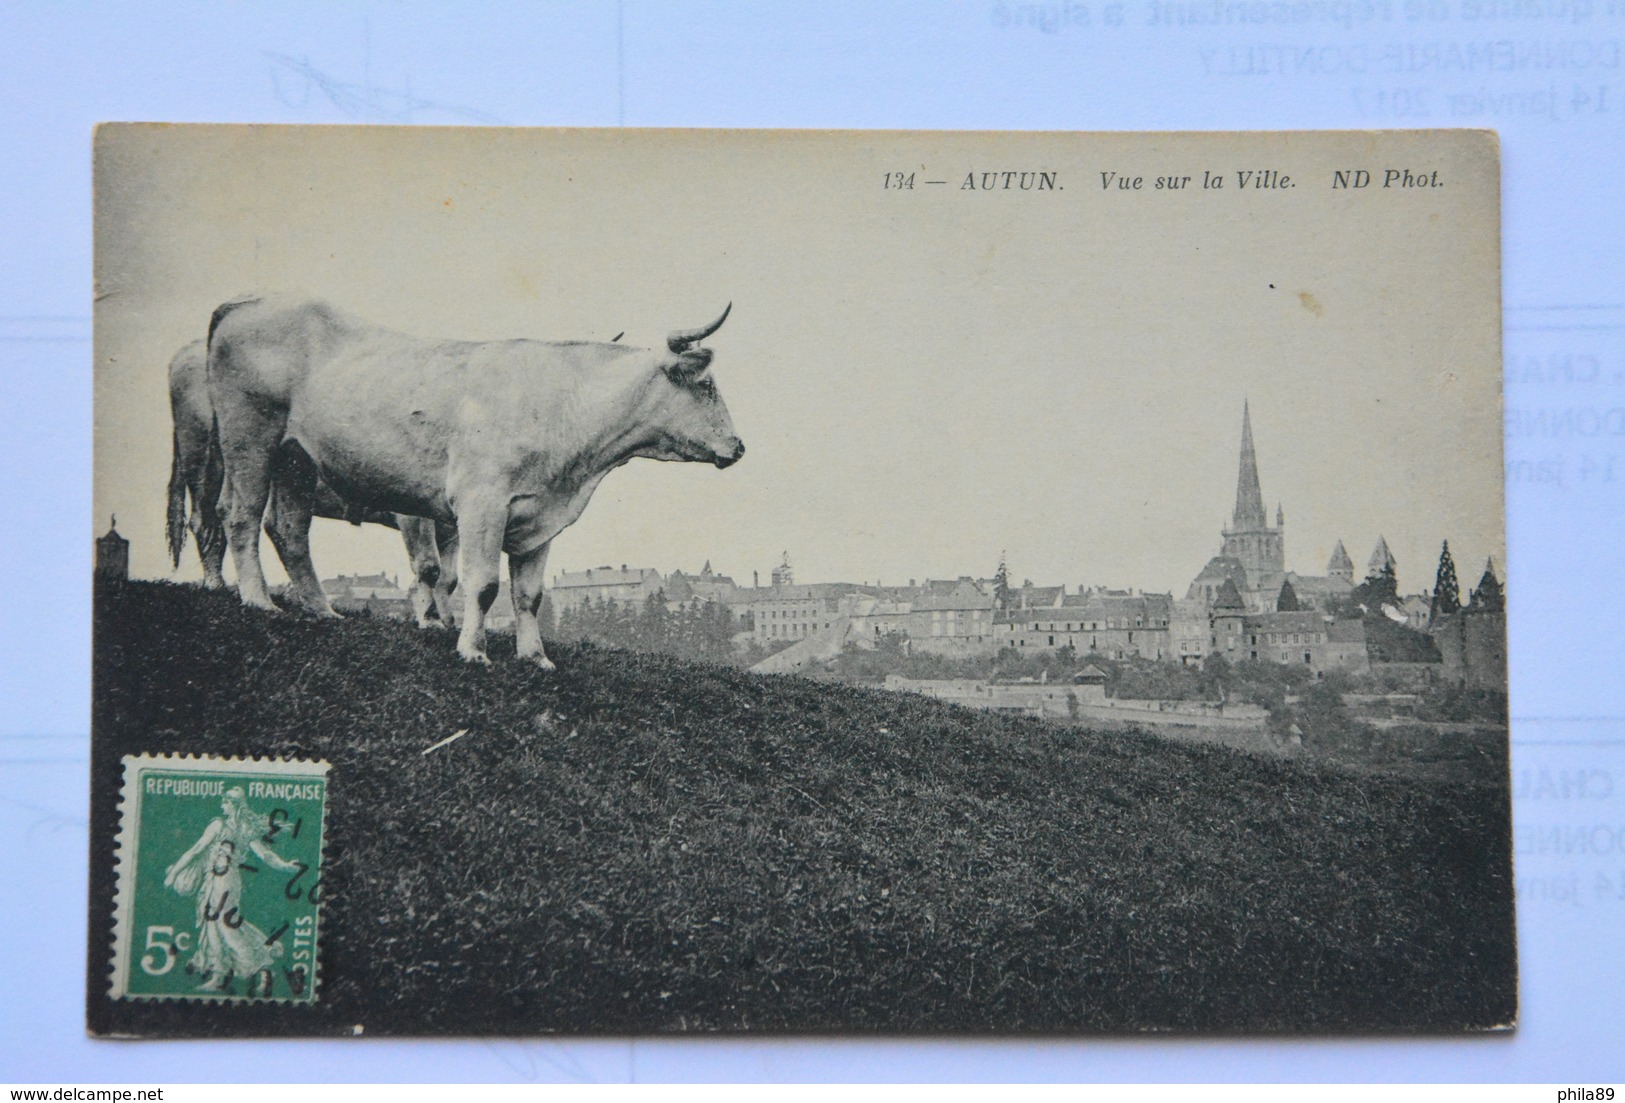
[[89, 582, 1517, 1036]]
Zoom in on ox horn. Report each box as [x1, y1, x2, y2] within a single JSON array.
[[667, 303, 732, 353]]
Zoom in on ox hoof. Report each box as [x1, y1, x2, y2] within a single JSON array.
[[520, 653, 556, 672], [457, 647, 492, 666], [417, 619, 448, 632]]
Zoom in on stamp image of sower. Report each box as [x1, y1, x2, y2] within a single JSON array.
[[109, 755, 330, 1004]]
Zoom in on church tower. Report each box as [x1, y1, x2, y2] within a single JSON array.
[[1220, 402, 1285, 590], [771, 551, 794, 587], [1327, 540, 1354, 581], [1367, 536, 1396, 579]]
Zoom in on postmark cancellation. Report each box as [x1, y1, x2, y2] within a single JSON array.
[[108, 754, 330, 1004]]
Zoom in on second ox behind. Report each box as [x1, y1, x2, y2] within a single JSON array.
[[205, 296, 744, 666], [167, 337, 459, 630]]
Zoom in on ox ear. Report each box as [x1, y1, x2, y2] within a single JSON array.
[[664, 346, 713, 384]]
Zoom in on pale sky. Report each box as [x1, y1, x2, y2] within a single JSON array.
[[95, 126, 1504, 598]]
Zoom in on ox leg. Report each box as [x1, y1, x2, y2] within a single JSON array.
[[218, 438, 278, 611], [398, 516, 445, 630], [175, 416, 228, 590], [264, 447, 338, 618], [190, 503, 228, 590], [453, 503, 506, 665], [509, 540, 554, 670], [433, 522, 460, 629]]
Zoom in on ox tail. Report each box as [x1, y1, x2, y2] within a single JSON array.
[[166, 427, 188, 569], [199, 418, 228, 568]]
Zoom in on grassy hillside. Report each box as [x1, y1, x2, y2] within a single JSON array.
[[90, 582, 1516, 1035]]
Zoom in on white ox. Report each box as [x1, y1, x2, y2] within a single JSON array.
[[166, 338, 459, 628], [205, 296, 743, 666]]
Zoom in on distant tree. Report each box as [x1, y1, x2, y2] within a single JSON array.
[[596, 597, 621, 647], [678, 600, 700, 655], [1431, 541, 1461, 619], [1353, 563, 1398, 609], [1292, 679, 1358, 748], [1112, 657, 1204, 702], [704, 599, 738, 662], [993, 551, 1012, 611], [1276, 579, 1300, 612], [1362, 617, 1441, 663], [639, 590, 672, 652], [1323, 591, 1360, 620], [876, 631, 909, 663]]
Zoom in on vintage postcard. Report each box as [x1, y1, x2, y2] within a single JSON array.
[[90, 125, 1512, 1036]]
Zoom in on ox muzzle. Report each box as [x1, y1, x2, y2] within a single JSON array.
[[714, 438, 746, 469]]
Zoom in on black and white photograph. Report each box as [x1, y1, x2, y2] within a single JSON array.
[[89, 124, 1513, 1036]]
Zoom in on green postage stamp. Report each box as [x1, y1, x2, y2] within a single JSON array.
[[109, 754, 330, 1003]]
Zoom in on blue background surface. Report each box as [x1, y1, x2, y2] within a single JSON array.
[[2, 0, 1621, 1082]]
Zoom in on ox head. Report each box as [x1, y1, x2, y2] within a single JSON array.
[[650, 304, 745, 469]]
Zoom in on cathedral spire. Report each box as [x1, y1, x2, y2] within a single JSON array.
[[1232, 401, 1268, 532]]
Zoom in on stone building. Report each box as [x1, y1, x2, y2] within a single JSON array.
[[322, 572, 414, 620], [1321, 620, 1372, 672], [1185, 555, 1250, 609], [1208, 578, 1250, 658], [1245, 610, 1368, 674], [95, 517, 129, 592], [1202, 576, 1367, 675], [550, 565, 665, 615], [1282, 538, 1356, 611], [664, 561, 740, 607], [1398, 594, 1432, 632], [908, 578, 997, 656], [750, 582, 863, 644], [1009, 581, 1065, 610], [1170, 597, 1212, 665], [845, 593, 914, 642], [997, 589, 1173, 660], [671, 560, 738, 595], [1432, 558, 1507, 689]]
